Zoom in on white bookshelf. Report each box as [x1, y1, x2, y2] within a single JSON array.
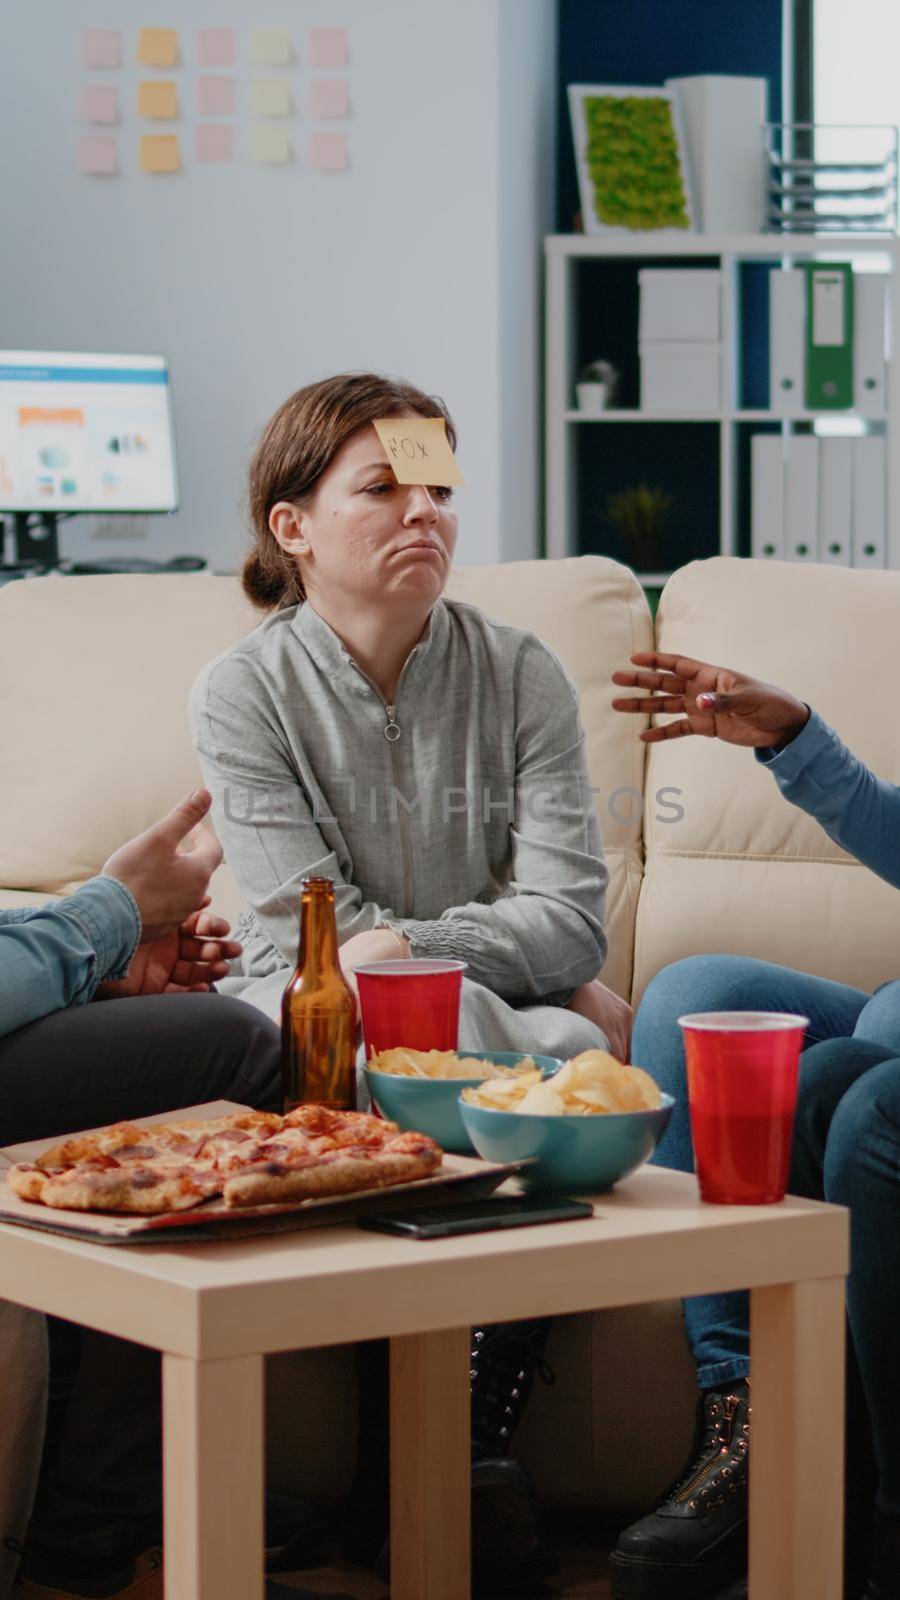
[[544, 232, 900, 573]]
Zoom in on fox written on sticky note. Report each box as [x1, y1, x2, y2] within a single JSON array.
[[372, 418, 464, 488]]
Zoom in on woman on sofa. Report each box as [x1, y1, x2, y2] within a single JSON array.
[[190, 369, 626, 1060], [189, 370, 627, 1587], [609, 648, 900, 1600]]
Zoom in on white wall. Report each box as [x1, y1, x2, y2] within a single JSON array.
[[498, 0, 557, 560], [815, 0, 900, 126], [0, 0, 556, 570]]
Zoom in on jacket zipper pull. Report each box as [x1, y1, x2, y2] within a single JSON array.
[[384, 704, 401, 743]]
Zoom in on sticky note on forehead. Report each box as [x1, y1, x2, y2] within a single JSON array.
[[372, 417, 464, 487]]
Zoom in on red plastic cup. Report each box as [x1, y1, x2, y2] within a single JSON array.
[[678, 1011, 809, 1204], [354, 959, 467, 1057]]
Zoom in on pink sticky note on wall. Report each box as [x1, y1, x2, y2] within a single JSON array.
[[78, 85, 119, 124], [197, 27, 236, 67], [197, 124, 234, 163], [78, 135, 117, 175], [309, 27, 348, 68], [311, 79, 349, 119], [82, 28, 120, 69], [197, 76, 236, 116], [309, 131, 348, 171]]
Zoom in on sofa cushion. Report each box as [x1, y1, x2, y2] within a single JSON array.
[[0, 574, 257, 897], [634, 557, 900, 1002], [0, 558, 650, 997]]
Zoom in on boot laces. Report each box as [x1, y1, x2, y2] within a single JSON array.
[[470, 1323, 555, 1455]]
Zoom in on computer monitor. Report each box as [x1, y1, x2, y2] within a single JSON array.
[[0, 349, 178, 566]]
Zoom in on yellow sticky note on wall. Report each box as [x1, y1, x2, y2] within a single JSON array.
[[372, 418, 464, 487], [138, 81, 178, 119], [251, 28, 291, 64], [250, 79, 292, 116], [140, 134, 181, 173], [137, 28, 179, 66], [249, 126, 290, 165]]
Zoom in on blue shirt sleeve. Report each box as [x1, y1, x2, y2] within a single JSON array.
[[0, 877, 141, 1040], [756, 709, 900, 890]]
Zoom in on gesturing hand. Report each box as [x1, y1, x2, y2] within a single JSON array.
[[96, 908, 241, 999], [611, 652, 810, 751], [102, 790, 223, 942]]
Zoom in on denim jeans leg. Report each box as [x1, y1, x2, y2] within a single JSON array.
[[790, 1037, 896, 1581], [633, 955, 869, 1389], [823, 1058, 900, 1521], [14, 994, 281, 1574], [790, 1038, 895, 1198], [853, 979, 900, 1054]]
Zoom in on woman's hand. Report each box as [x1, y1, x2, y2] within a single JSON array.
[[566, 979, 633, 1063], [611, 652, 810, 751], [96, 908, 241, 999], [338, 925, 410, 1000]]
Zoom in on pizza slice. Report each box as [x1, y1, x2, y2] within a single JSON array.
[[222, 1129, 442, 1208], [7, 1106, 443, 1216], [8, 1157, 218, 1214], [36, 1109, 283, 1171]]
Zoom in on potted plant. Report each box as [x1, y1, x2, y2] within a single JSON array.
[[575, 359, 618, 413], [603, 483, 673, 573]]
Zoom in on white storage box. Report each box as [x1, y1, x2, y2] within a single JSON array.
[[640, 342, 721, 412], [666, 76, 767, 234], [638, 269, 721, 343]]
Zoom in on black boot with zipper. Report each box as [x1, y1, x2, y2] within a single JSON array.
[[608, 1380, 750, 1600]]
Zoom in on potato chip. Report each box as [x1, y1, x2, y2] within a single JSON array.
[[516, 1081, 567, 1116], [627, 1065, 662, 1108], [368, 1049, 537, 1082], [486, 1074, 541, 1096], [548, 1061, 575, 1093], [460, 1049, 661, 1116]]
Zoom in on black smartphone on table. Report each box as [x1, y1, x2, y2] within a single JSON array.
[[358, 1193, 593, 1239]]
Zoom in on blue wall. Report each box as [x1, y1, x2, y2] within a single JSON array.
[[554, 0, 785, 562], [557, 0, 784, 230]]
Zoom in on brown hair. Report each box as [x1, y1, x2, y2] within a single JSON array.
[[243, 371, 457, 609]]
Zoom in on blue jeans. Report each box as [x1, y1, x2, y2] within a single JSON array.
[[634, 956, 900, 1517]]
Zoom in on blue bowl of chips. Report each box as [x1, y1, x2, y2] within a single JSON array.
[[363, 1050, 563, 1155], [458, 1093, 674, 1193]]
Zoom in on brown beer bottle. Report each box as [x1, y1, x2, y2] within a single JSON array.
[[281, 877, 357, 1110]]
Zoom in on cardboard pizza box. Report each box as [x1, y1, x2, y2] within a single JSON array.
[[0, 1101, 524, 1245]]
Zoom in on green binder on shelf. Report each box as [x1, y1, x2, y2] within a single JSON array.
[[804, 262, 854, 409]]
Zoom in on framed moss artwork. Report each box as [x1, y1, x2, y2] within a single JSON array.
[[568, 84, 695, 235]]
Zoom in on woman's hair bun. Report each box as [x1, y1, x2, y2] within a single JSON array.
[[240, 548, 304, 609]]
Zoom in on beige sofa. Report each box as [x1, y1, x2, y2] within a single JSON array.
[[2, 554, 898, 1516]]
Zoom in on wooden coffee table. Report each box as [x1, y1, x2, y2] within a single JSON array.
[[0, 1165, 847, 1600]]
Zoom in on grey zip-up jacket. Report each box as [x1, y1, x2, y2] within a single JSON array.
[[189, 597, 610, 1055]]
